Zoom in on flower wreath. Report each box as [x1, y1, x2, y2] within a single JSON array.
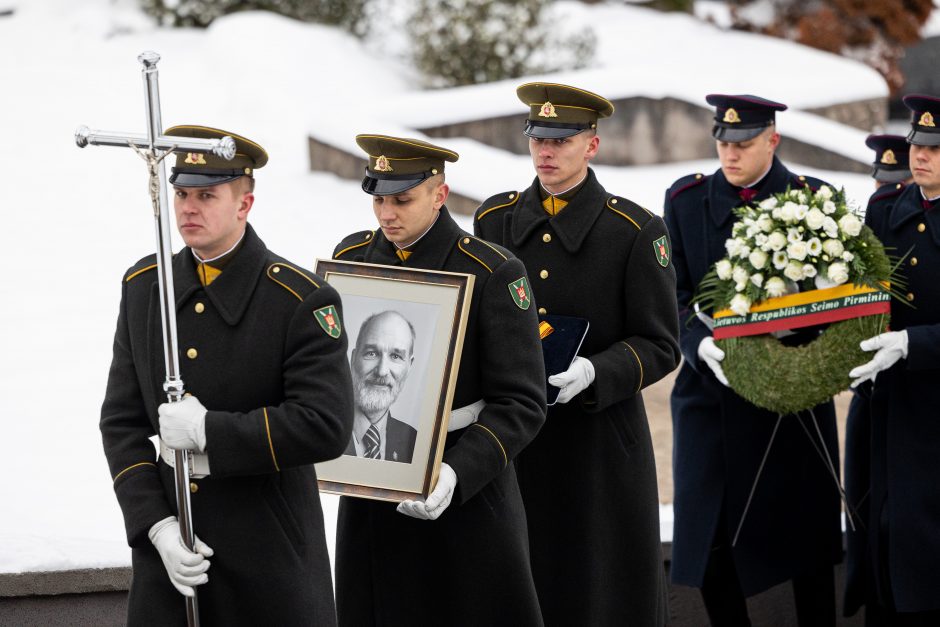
[[693, 185, 906, 414]]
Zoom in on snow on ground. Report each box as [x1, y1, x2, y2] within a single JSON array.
[[0, 0, 882, 574]]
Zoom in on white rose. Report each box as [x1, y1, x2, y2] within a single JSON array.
[[780, 202, 798, 223], [822, 200, 837, 215], [725, 237, 746, 258], [772, 251, 789, 269], [756, 214, 774, 233], [750, 273, 764, 287], [772, 207, 782, 220], [822, 217, 839, 238], [759, 197, 778, 210], [787, 227, 803, 243], [738, 245, 751, 260], [827, 261, 849, 285], [748, 250, 768, 270], [802, 264, 817, 278], [787, 240, 809, 261], [784, 261, 805, 281], [795, 204, 809, 220], [805, 208, 826, 230], [807, 237, 823, 256], [839, 214, 862, 237], [768, 231, 787, 251], [732, 265, 749, 291], [842, 251, 855, 262], [822, 238, 844, 258], [730, 294, 752, 317], [754, 233, 769, 248], [765, 276, 787, 298], [816, 185, 833, 200], [716, 259, 733, 280]]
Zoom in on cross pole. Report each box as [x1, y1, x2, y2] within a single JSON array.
[[76, 51, 235, 627]]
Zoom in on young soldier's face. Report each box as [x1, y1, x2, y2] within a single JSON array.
[[529, 132, 599, 194], [173, 179, 253, 259], [372, 177, 447, 247], [716, 127, 779, 187], [910, 143, 940, 195]]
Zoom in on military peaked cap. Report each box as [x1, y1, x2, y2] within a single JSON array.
[[705, 94, 787, 142], [516, 82, 614, 139], [903, 94, 940, 147], [865, 134, 911, 183], [166, 125, 268, 188], [355, 134, 458, 196]]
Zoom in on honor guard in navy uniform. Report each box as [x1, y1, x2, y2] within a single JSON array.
[[663, 95, 842, 626], [474, 83, 680, 627], [332, 135, 547, 627], [100, 126, 354, 625], [846, 95, 940, 625], [843, 133, 912, 623]]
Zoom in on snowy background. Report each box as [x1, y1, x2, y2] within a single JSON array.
[[0, 0, 916, 575]]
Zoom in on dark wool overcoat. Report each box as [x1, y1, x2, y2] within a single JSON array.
[[663, 157, 843, 597], [332, 207, 547, 627], [100, 224, 353, 626], [474, 169, 680, 627], [861, 182, 940, 613]]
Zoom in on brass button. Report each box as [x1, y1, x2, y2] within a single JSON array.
[[539, 269, 549, 279], [610, 198, 618, 204], [463, 238, 470, 244], [272, 266, 280, 273], [907, 292, 915, 301], [431, 168, 438, 175], [799, 175, 806, 181], [184, 392, 192, 398], [244, 167, 252, 175], [896, 183, 903, 189], [542, 233, 552, 243], [538, 307, 547, 315], [918, 223, 926, 233], [911, 257, 918, 266], [186, 348, 198, 359], [190, 482, 198, 494], [366, 232, 372, 239], [509, 193, 516, 200], [194, 302, 205, 314], [695, 173, 703, 180]]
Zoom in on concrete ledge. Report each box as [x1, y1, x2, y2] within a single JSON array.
[[0, 567, 130, 597]]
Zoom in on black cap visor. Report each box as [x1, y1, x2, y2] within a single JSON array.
[[712, 123, 770, 143], [170, 167, 246, 188], [523, 120, 590, 139], [907, 128, 940, 147], [361, 168, 431, 196], [872, 166, 912, 184]]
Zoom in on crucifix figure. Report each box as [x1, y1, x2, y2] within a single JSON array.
[[75, 51, 234, 627]]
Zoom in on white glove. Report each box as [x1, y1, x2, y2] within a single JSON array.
[[698, 337, 729, 386], [547, 356, 596, 404], [159, 396, 207, 452], [148, 516, 213, 597], [849, 330, 909, 388], [397, 463, 457, 521], [448, 399, 485, 432]]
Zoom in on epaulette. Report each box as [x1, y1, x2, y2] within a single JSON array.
[[475, 190, 520, 222], [790, 174, 827, 192], [333, 230, 375, 260], [456, 235, 509, 274], [669, 173, 707, 200], [124, 255, 158, 283], [869, 182, 906, 204], [605, 195, 654, 231], [266, 262, 321, 302]]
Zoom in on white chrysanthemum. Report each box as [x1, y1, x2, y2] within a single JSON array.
[[822, 217, 839, 238], [768, 231, 787, 251], [839, 214, 862, 237], [822, 238, 844, 257], [772, 251, 789, 269], [784, 261, 805, 281], [827, 261, 849, 285], [787, 240, 809, 261], [822, 200, 837, 215], [759, 197, 778, 210], [750, 272, 764, 287], [805, 208, 826, 230], [716, 259, 733, 280], [730, 294, 752, 317], [748, 250, 768, 270], [765, 276, 787, 298], [802, 264, 817, 278], [807, 237, 823, 256]]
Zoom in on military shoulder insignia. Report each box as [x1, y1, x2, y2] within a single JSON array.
[[723, 108, 741, 124], [509, 277, 532, 310], [653, 235, 670, 267], [267, 262, 321, 301], [185, 152, 207, 165], [669, 173, 707, 200], [333, 230, 374, 260], [476, 190, 520, 223], [313, 305, 342, 338], [539, 101, 558, 118], [374, 155, 393, 172], [880, 149, 897, 165], [457, 236, 508, 273], [920, 111, 935, 127]]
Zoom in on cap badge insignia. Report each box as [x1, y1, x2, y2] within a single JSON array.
[[881, 149, 897, 165], [723, 108, 741, 124], [920, 111, 935, 127], [313, 305, 342, 339], [374, 155, 393, 172], [509, 277, 532, 310], [184, 153, 207, 165], [653, 235, 670, 268], [539, 101, 558, 118]]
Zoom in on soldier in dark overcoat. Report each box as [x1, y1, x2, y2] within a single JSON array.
[[847, 95, 940, 625], [663, 95, 842, 626], [332, 135, 547, 627], [474, 83, 680, 627], [99, 126, 353, 626], [842, 134, 911, 623]]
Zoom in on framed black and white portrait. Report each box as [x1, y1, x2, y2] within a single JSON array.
[[313, 259, 474, 502]]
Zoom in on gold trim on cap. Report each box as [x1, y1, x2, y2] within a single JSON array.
[[723, 108, 741, 124], [920, 111, 935, 127], [880, 149, 897, 165]]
